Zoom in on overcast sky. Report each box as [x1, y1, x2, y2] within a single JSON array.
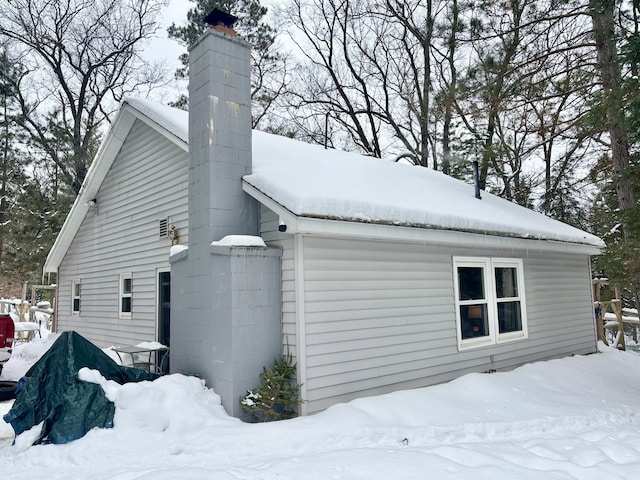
[[142, 0, 191, 71]]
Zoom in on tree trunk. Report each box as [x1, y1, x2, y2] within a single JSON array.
[[589, 0, 640, 310], [441, 0, 459, 176]]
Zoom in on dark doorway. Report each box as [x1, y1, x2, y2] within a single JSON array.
[[158, 271, 171, 373]]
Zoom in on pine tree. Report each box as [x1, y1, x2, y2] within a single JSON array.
[[0, 48, 28, 277], [167, 0, 285, 128], [588, 0, 640, 309], [240, 354, 303, 422]]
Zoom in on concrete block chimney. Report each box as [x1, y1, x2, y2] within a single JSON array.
[[188, 9, 256, 256], [169, 9, 282, 418]]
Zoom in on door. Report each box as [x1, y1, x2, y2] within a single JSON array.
[[157, 271, 171, 372]]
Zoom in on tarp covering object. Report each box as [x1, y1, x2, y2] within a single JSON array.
[[2, 331, 158, 444]]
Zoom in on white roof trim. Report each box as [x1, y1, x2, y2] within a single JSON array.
[[243, 182, 602, 256], [43, 102, 189, 274]]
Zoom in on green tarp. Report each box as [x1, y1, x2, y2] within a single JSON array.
[[3, 331, 158, 444]]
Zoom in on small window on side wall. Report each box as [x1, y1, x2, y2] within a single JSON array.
[[453, 257, 527, 350], [119, 274, 132, 318], [72, 280, 81, 315]]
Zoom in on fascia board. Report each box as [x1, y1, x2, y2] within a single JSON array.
[[243, 181, 602, 256]]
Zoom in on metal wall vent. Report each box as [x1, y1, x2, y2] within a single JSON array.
[[159, 218, 169, 238]]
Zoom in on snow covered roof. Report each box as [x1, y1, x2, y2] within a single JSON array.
[[44, 98, 602, 273], [245, 131, 603, 248], [124, 97, 188, 144]]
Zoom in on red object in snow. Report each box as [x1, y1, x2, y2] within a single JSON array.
[[0, 313, 15, 365]]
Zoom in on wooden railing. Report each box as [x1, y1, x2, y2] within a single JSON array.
[[593, 279, 640, 351], [594, 299, 625, 350]]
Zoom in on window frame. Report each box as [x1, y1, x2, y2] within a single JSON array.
[[453, 257, 528, 350], [71, 280, 81, 315], [119, 273, 132, 318]]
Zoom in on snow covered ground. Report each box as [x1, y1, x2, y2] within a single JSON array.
[[1, 336, 640, 479]]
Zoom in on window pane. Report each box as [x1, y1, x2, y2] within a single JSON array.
[[460, 304, 489, 339], [498, 301, 522, 333], [74, 283, 81, 296], [495, 267, 518, 298], [122, 297, 132, 313], [123, 278, 132, 294], [73, 299, 80, 312], [458, 267, 485, 300]]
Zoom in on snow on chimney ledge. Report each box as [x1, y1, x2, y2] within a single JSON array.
[[204, 8, 238, 37]]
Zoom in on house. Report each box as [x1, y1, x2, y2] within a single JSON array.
[[44, 10, 603, 417]]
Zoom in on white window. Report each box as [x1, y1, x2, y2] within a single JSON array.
[[119, 274, 132, 318], [453, 257, 527, 350], [72, 280, 81, 315]]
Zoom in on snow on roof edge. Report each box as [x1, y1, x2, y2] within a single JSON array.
[[122, 97, 188, 145], [293, 212, 603, 247]]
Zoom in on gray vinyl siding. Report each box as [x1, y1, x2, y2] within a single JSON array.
[[259, 204, 290, 243], [56, 119, 189, 347], [297, 236, 596, 414], [259, 205, 295, 357]]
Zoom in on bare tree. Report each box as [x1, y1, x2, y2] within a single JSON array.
[[279, 0, 628, 250], [282, 0, 454, 162], [448, 0, 599, 208], [0, 0, 168, 195], [282, 0, 385, 156]]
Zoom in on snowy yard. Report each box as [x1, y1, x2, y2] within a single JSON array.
[[1, 336, 640, 479]]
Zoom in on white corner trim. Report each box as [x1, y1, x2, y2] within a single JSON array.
[[294, 233, 308, 415]]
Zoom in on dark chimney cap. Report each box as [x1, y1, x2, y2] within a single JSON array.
[[204, 8, 238, 29]]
